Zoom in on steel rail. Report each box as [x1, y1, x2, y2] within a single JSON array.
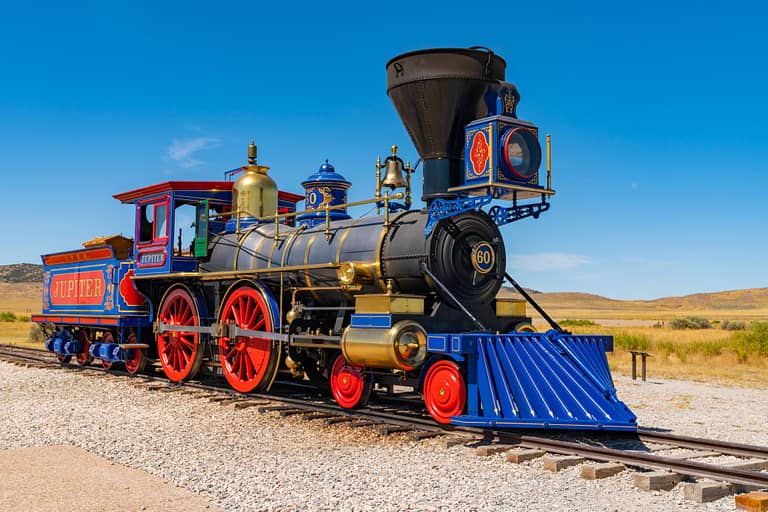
[[638, 429, 768, 460], [2, 344, 767, 489], [490, 431, 768, 489]]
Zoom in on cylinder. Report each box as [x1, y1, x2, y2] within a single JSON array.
[[341, 320, 427, 371]]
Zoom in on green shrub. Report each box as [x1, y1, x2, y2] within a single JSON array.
[[559, 319, 598, 327], [669, 316, 711, 330], [0, 311, 17, 322], [18, 315, 30, 322], [734, 322, 768, 359], [613, 332, 651, 352], [721, 320, 746, 331], [28, 323, 46, 343]]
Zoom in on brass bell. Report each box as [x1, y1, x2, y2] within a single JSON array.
[[381, 145, 407, 189]]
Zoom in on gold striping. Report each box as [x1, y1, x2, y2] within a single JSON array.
[[251, 234, 268, 271], [280, 224, 305, 268], [334, 227, 352, 263], [266, 227, 280, 269], [233, 224, 263, 271], [131, 263, 342, 282], [304, 233, 318, 290], [374, 220, 388, 292]]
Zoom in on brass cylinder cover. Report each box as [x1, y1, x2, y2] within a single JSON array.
[[232, 166, 278, 219], [341, 320, 427, 371]]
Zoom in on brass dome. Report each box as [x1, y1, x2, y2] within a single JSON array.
[[232, 142, 278, 220]]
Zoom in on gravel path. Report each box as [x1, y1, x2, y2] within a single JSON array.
[[1, 361, 765, 511]]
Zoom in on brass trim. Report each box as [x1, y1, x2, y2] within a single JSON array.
[[341, 320, 427, 370], [374, 219, 388, 291], [233, 223, 263, 271], [470, 241, 496, 274], [335, 227, 352, 263], [132, 263, 342, 282], [250, 233, 268, 271], [354, 294, 425, 315], [266, 230, 279, 269], [252, 191, 403, 222], [496, 298, 526, 317], [448, 181, 556, 197], [303, 233, 318, 295]]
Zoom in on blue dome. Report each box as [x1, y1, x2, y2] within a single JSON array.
[[298, 160, 352, 227], [301, 160, 351, 188]]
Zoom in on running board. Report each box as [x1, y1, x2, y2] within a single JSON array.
[[426, 331, 637, 431]]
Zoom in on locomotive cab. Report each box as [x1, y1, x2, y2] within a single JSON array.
[[113, 182, 302, 276]]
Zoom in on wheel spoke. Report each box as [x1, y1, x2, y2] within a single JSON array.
[[245, 353, 255, 380]]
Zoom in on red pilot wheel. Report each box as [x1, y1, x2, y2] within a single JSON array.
[[218, 286, 276, 393], [330, 354, 372, 409], [76, 330, 93, 366], [124, 332, 146, 375], [100, 331, 115, 370], [423, 360, 467, 424], [156, 287, 204, 382]]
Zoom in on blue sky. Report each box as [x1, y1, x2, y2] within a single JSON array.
[[1, 1, 766, 299]]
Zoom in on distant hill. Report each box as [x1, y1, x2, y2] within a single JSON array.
[[0, 264, 42, 284], [499, 287, 768, 320]]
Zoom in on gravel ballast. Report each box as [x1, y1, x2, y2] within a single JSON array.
[[1, 361, 765, 512]]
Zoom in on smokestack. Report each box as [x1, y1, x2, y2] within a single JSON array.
[[386, 48, 506, 201]]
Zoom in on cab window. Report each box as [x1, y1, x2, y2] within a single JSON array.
[[138, 201, 168, 244]]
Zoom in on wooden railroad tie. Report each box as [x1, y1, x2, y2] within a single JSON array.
[[475, 444, 516, 457], [542, 456, 586, 473], [633, 471, 682, 491], [736, 492, 768, 512], [507, 449, 545, 464], [580, 463, 625, 480]]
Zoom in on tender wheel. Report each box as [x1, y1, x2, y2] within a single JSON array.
[[124, 332, 146, 375], [156, 287, 205, 382], [218, 286, 278, 393], [330, 354, 372, 409], [100, 331, 115, 370], [76, 330, 93, 366], [423, 360, 466, 424]]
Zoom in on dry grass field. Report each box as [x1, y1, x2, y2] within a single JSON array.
[[2, 281, 767, 386]]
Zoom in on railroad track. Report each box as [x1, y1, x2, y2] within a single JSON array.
[[2, 344, 767, 500]]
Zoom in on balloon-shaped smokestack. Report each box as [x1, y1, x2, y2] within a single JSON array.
[[386, 48, 506, 201]]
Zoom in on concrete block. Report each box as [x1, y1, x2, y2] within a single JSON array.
[[543, 455, 585, 472], [580, 463, 625, 480], [736, 492, 768, 512], [507, 449, 546, 464], [475, 444, 515, 457], [683, 482, 734, 503], [633, 471, 682, 491]]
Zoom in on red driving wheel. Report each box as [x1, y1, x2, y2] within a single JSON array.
[[156, 287, 204, 382], [100, 331, 115, 370], [124, 332, 146, 375], [218, 286, 275, 393], [56, 353, 72, 364], [423, 360, 466, 424], [330, 354, 372, 409], [76, 330, 93, 366]]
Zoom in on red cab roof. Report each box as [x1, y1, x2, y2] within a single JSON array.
[[113, 181, 304, 204]]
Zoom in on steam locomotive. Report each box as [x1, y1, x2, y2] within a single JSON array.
[[33, 48, 636, 430]]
